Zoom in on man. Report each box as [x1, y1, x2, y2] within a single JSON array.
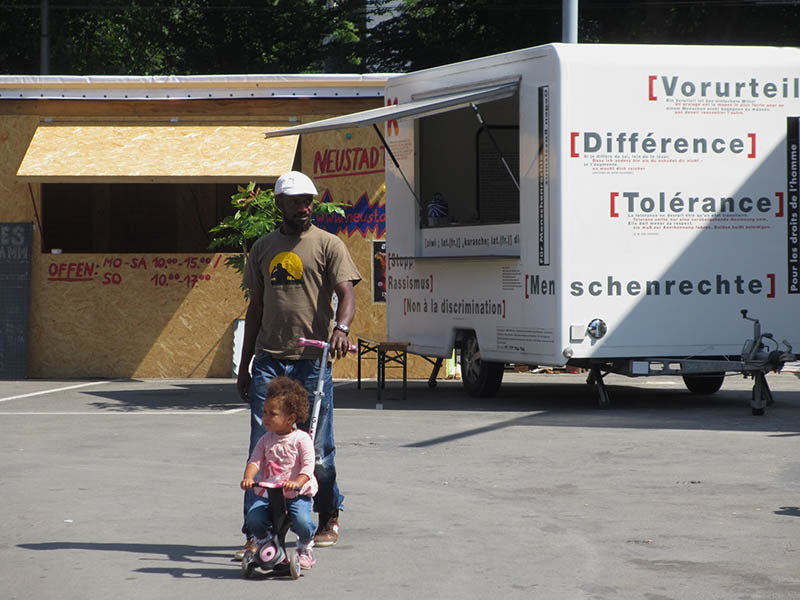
[[236, 170, 360, 557]]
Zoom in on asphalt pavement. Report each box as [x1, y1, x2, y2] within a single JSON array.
[[1, 370, 799, 599]]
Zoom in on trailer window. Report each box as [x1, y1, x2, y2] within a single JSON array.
[[419, 94, 519, 228], [41, 183, 241, 253]]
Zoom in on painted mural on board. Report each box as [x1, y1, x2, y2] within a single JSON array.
[[312, 191, 385, 238]]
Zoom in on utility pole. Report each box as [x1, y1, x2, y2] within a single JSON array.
[[562, 0, 578, 43], [40, 0, 50, 74]]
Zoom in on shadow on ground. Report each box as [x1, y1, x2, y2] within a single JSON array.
[[345, 377, 800, 438], [82, 381, 242, 412], [69, 374, 800, 436], [17, 541, 246, 580]]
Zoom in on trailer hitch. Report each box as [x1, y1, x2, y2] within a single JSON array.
[[740, 309, 796, 415], [740, 309, 795, 369]]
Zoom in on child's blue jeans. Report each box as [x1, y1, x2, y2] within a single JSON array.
[[245, 494, 316, 544]]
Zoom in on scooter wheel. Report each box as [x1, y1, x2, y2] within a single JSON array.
[[241, 551, 256, 579], [288, 550, 301, 580], [259, 543, 279, 564]]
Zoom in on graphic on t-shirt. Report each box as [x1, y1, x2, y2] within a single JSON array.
[[269, 252, 303, 286]]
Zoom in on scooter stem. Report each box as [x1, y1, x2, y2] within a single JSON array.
[[307, 342, 329, 444]]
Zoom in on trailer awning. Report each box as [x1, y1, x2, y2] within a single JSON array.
[[17, 123, 298, 183], [263, 80, 519, 138]]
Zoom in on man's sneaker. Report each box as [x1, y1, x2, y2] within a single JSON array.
[[233, 536, 257, 561], [298, 547, 315, 569], [314, 510, 340, 547]]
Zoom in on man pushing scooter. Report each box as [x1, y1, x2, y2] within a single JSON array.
[[235, 170, 361, 561]]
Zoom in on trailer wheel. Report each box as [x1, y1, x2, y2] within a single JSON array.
[[682, 374, 725, 395], [460, 332, 504, 397]]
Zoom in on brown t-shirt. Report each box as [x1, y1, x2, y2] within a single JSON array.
[[243, 225, 361, 360]]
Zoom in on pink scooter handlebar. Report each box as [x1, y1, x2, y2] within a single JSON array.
[[256, 481, 283, 489], [298, 337, 357, 353]]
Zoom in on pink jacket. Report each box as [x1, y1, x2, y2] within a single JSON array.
[[247, 429, 319, 499]]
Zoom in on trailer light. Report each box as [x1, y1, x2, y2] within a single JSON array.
[[587, 319, 607, 340], [563, 347, 574, 359]]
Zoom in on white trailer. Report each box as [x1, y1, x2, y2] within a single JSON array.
[[267, 44, 799, 414]]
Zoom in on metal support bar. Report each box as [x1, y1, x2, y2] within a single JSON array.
[[357, 336, 409, 403], [562, 0, 578, 43], [751, 372, 774, 416], [587, 367, 610, 408], [470, 103, 520, 191], [427, 357, 443, 389], [372, 123, 421, 210]]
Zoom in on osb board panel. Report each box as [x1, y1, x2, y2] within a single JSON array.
[[26, 248, 420, 381], [0, 115, 38, 223], [17, 124, 298, 182], [29, 253, 247, 378]]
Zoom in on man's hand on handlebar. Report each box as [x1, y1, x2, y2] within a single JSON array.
[[328, 328, 351, 360]]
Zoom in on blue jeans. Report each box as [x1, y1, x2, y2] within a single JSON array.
[[243, 352, 344, 535], [245, 495, 316, 544]]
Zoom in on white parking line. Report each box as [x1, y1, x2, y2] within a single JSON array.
[[0, 380, 112, 403], [0, 379, 356, 409], [0, 411, 239, 415]]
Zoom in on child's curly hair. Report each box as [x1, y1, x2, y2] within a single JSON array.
[[265, 376, 309, 422]]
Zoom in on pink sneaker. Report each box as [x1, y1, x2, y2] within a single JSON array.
[[298, 547, 315, 569]]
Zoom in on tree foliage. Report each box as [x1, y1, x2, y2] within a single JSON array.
[[579, 0, 800, 47], [367, 0, 800, 72], [367, 0, 561, 72], [3, 1, 800, 76], [0, 0, 367, 75]]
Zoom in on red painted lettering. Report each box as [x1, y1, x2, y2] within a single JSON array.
[[48, 261, 95, 281], [313, 145, 386, 178], [358, 148, 370, 170], [313, 150, 327, 174]]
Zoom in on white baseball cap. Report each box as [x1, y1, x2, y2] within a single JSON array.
[[274, 171, 318, 196]]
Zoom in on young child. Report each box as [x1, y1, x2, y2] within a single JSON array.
[[240, 376, 319, 569]]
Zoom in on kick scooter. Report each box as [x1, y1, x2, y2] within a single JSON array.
[[240, 478, 302, 579], [240, 337, 356, 580]]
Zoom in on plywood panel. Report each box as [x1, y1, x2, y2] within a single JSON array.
[[28, 253, 247, 378], [0, 115, 38, 223], [17, 124, 298, 183]]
